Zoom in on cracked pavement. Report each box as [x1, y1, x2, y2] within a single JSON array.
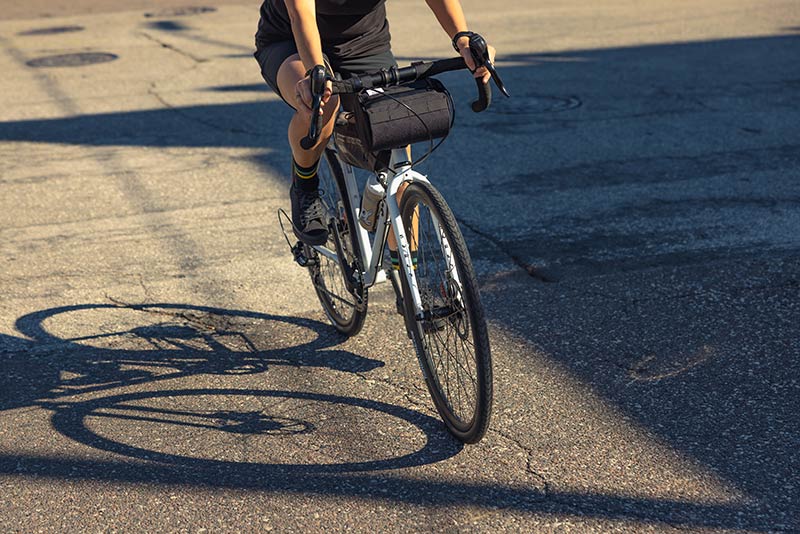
[[1, 0, 799, 532]]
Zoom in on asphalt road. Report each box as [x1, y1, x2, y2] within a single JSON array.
[[1, 1, 798, 532]]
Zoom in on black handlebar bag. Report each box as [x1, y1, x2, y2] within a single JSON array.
[[334, 78, 453, 171]]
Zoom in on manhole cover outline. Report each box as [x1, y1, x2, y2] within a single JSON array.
[[18, 26, 84, 36], [26, 52, 119, 68], [489, 94, 582, 115]]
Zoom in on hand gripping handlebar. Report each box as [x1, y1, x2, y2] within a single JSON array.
[[464, 32, 510, 112]]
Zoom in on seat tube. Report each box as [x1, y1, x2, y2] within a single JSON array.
[[340, 158, 373, 270]]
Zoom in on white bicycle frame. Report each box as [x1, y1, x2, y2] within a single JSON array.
[[313, 145, 462, 319]]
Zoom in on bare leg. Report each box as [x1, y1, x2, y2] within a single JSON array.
[[388, 146, 415, 252], [276, 54, 339, 166], [277, 54, 340, 245]]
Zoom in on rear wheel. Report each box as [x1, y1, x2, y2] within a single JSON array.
[[306, 149, 367, 336], [398, 181, 492, 443]]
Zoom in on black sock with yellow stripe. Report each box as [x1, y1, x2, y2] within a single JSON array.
[[293, 158, 320, 192], [389, 249, 418, 271]]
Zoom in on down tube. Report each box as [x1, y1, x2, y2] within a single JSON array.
[[340, 158, 375, 275]]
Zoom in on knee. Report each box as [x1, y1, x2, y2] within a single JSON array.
[[291, 96, 339, 130], [322, 94, 340, 122]]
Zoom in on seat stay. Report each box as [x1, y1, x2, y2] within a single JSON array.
[[313, 244, 339, 263]]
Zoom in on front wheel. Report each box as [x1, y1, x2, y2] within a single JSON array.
[[398, 181, 493, 443]]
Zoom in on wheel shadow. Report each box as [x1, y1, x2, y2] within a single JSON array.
[[0, 302, 786, 530], [43, 388, 462, 475]]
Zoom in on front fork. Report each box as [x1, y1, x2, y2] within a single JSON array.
[[386, 170, 465, 323], [385, 169, 426, 320]]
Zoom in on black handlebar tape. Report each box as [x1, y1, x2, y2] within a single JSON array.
[[426, 57, 467, 77], [324, 55, 497, 112], [330, 58, 467, 95], [471, 77, 492, 112], [330, 80, 352, 95]]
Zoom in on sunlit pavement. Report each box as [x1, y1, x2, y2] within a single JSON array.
[[1, 1, 798, 532]]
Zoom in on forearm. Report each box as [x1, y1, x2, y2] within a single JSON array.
[[286, 0, 325, 71], [424, 0, 469, 39], [426, 0, 495, 82]]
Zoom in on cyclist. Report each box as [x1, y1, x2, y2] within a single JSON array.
[[254, 0, 496, 246]]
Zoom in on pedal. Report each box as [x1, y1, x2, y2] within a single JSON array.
[[278, 209, 314, 268], [291, 241, 310, 267]]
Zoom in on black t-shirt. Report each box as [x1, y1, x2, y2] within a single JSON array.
[[256, 0, 391, 58]]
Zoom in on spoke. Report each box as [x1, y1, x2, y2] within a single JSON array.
[[458, 335, 478, 380], [430, 319, 463, 415], [428, 304, 478, 419], [447, 322, 469, 419], [453, 337, 476, 417], [453, 338, 478, 385], [423, 330, 448, 405], [434, 319, 475, 385], [428, 326, 453, 413], [443, 319, 463, 415], [313, 236, 357, 322], [439, 327, 452, 412], [450, 332, 469, 418]]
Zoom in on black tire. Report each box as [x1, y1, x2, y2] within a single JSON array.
[[397, 181, 492, 443], [306, 149, 368, 336]]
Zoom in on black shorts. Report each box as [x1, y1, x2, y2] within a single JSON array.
[[254, 40, 397, 107]]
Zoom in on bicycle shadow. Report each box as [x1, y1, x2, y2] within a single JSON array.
[[1, 303, 384, 412], [1, 302, 464, 474]]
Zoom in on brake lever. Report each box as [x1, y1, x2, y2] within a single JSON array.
[[485, 59, 510, 98], [465, 34, 510, 112], [300, 65, 328, 150], [469, 34, 510, 98]]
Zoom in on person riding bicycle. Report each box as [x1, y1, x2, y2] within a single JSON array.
[[254, 0, 496, 246]]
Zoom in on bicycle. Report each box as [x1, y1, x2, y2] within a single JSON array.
[[280, 34, 509, 444]]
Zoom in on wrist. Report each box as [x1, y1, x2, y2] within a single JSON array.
[[452, 30, 475, 52], [304, 64, 333, 82], [304, 64, 325, 77]]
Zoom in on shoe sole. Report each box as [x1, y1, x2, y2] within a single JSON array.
[[293, 228, 329, 247]]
